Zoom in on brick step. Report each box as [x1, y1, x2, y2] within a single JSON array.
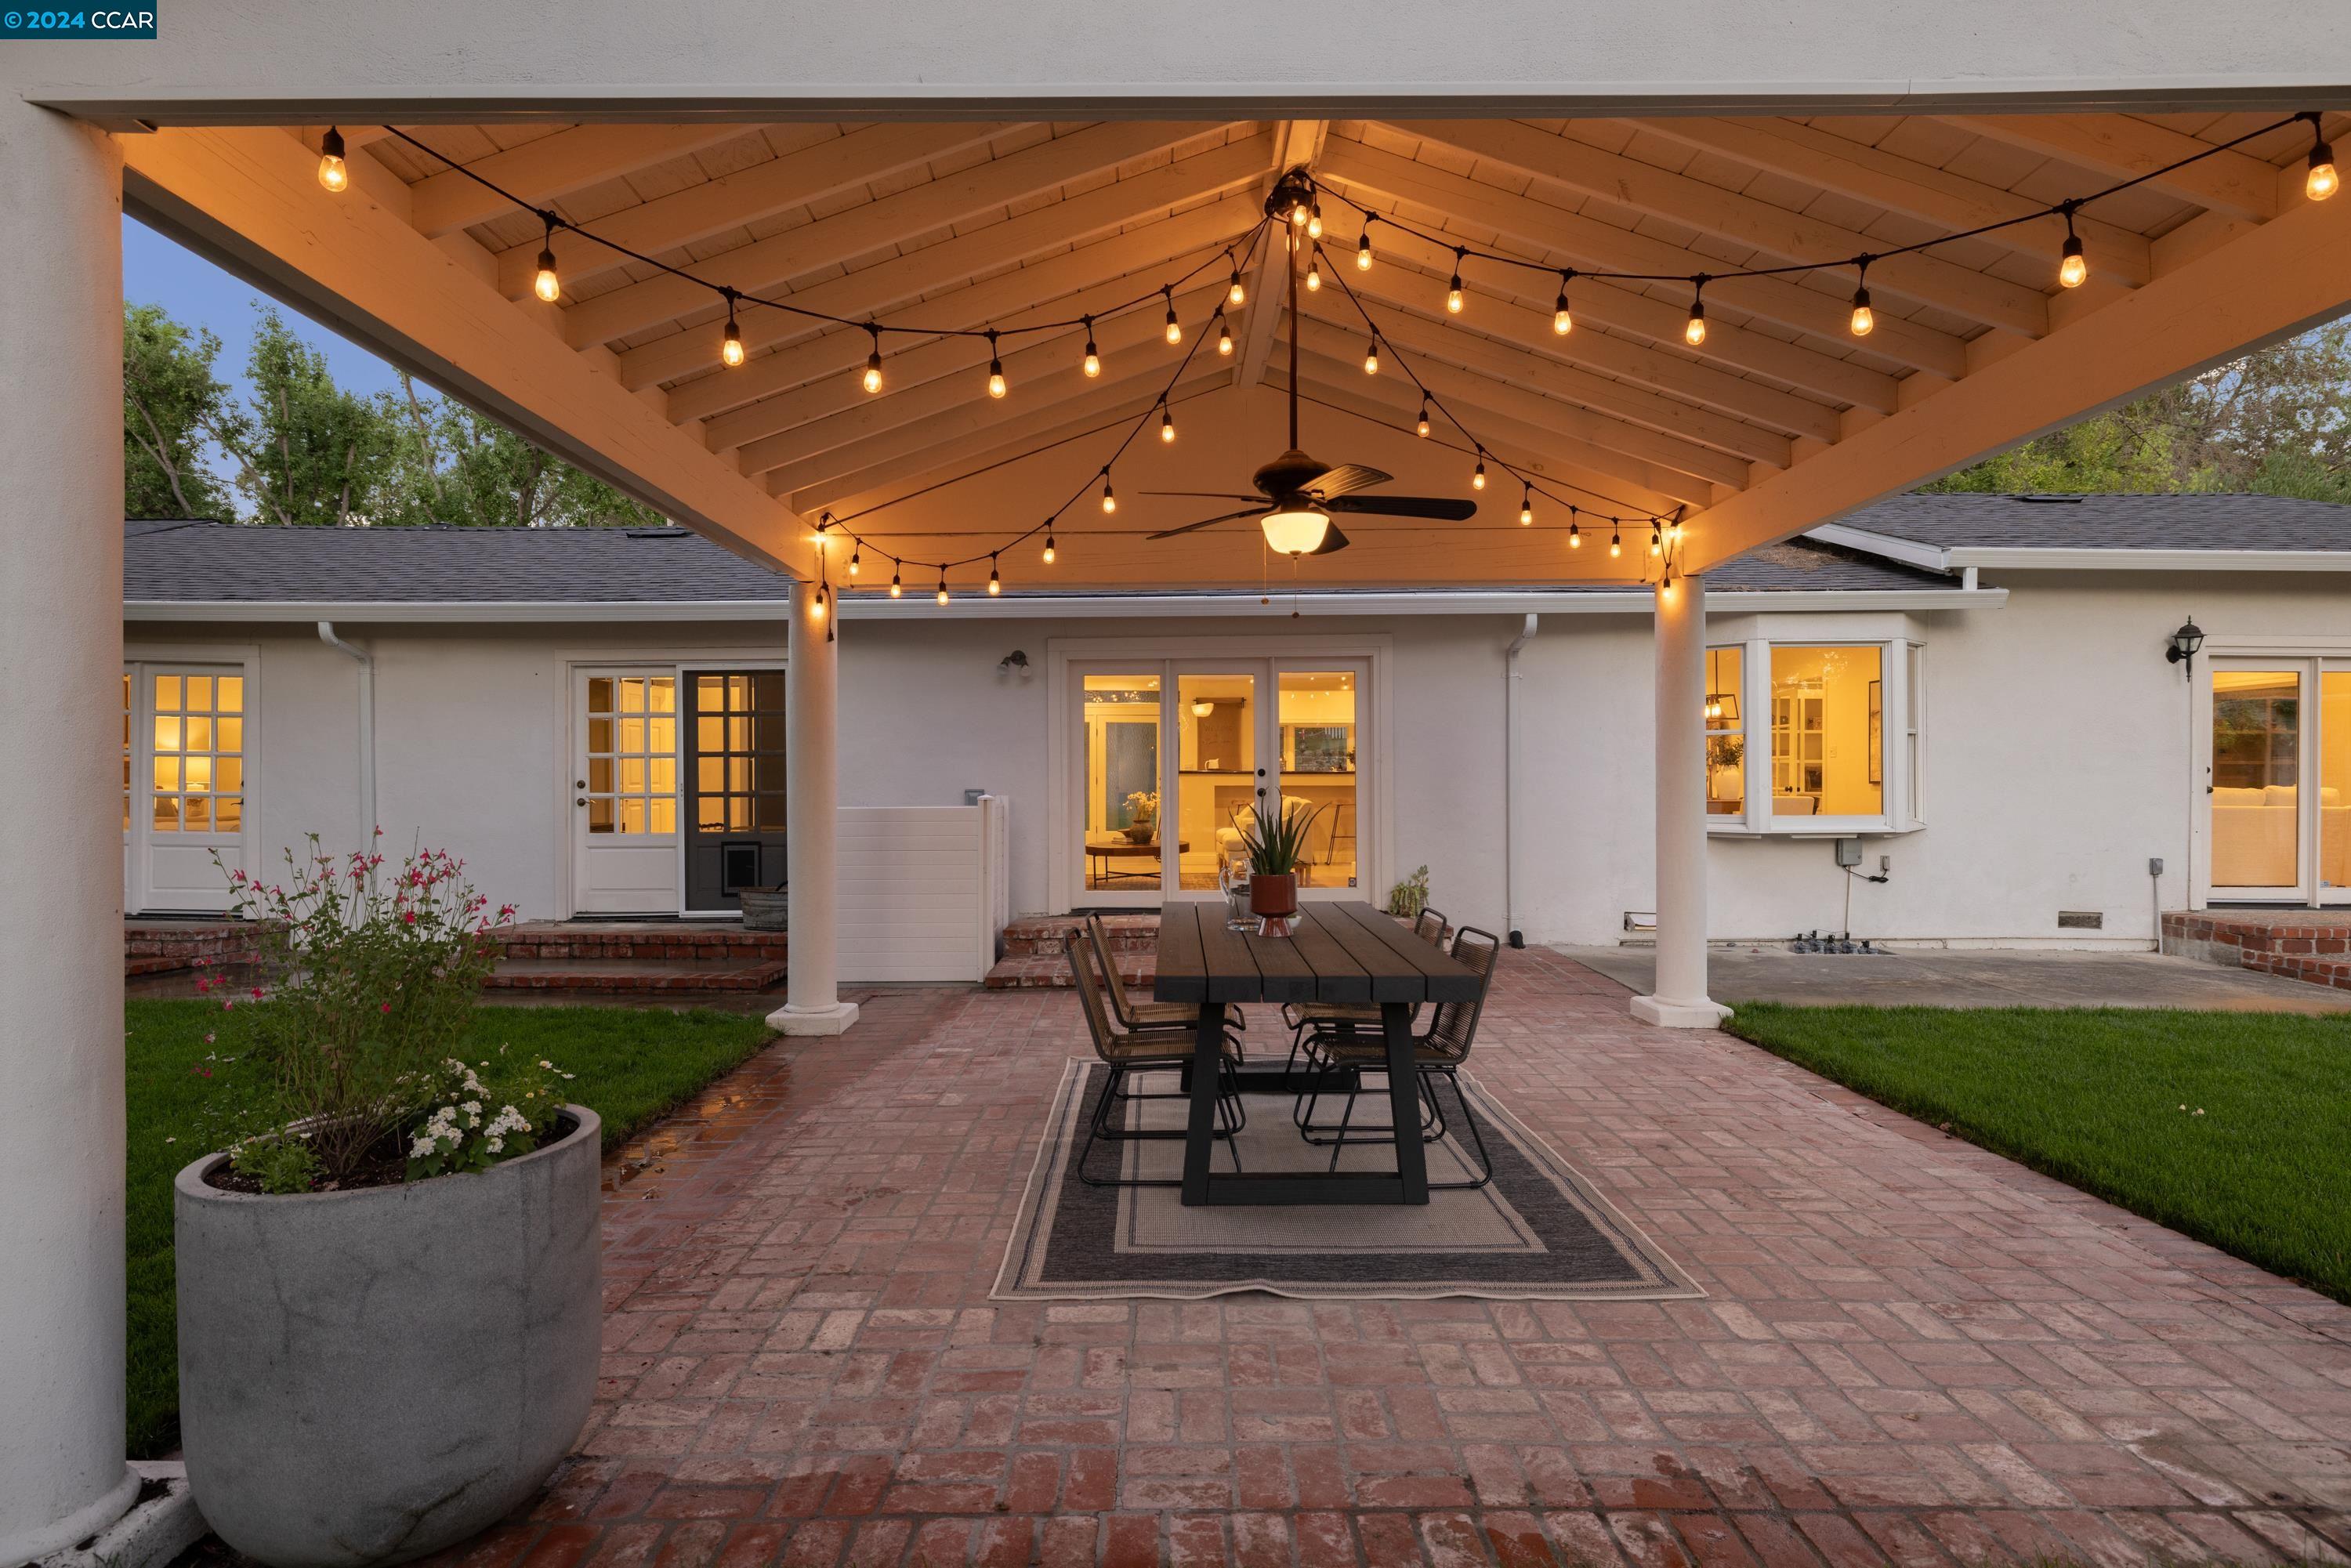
[[124, 919, 260, 977], [2162, 909, 2351, 991], [485, 956, 788, 994], [985, 952, 1154, 991], [1000, 913, 1159, 958], [494, 922, 788, 963]]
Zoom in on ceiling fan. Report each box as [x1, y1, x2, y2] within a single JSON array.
[[1144, 170, 1476, 559]]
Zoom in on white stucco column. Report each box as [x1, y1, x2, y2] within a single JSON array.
[[0, 103, 142, 1562], [1632, 574, 1730, 1029], [769, 582, 858, 1035]]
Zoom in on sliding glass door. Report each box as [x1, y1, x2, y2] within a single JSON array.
[[2207, 658, 2351, 905], [1070, 657, 1367, 907]]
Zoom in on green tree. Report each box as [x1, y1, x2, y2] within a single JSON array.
[[211, 309, 404, 527], [121, 302, 234, 520], [382, 375, 660, 530]]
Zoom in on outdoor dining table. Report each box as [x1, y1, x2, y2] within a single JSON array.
[[1152, 900, 1483, 1207]]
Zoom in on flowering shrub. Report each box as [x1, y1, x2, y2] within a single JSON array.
[[208, 833, 528, 1192], [406, 1052, 575, 1180]]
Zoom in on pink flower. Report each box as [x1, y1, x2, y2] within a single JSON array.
[[403, 911, 416, 925], [379, 1002, 392, 1014], [250, 986, 264, 1000]]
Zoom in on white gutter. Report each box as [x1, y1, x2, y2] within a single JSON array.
[[127, 599, 795, 624], [1804, 523, 1953, 573], [1502, 614, 1538, 950], [1806, 523, 2351, 575], [316, 621, 376, 838]]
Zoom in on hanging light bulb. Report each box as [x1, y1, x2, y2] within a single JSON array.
[[1415, 400, 1431, 438], [1161, 404, 1176, 443], [1568, 517, 1582, 549], [936, 570, 950, 606], [1042, 532, 1056, 565], [1849, 259, 1874, 337], [861, 327, 884, 394], [1362, 340, 1379, 376], [812, 581, 828, 621], [889, 561, 903, 599], [1081, 317, 1101, 378], [984, 329, 1007, 399], [1669, 516, 1685, 549], [719, 296, 746, 368], [1519, 485, 1534, 526], [987, 556, 1002, 596], [1307, 201, 1324, 240], [1357, 219, 1374, 271], [848, 545, 861, 578], [1471, 453, 1487, 491], [1228, 266, 1246, 307], [531, 217, 562, 304], [1217, 318, 1234, 357], [1553, 271, 1574, 335], [1100, 475, 1117, 514], [1290, 194, 1310, 227], [317, 126, 350, 193], [1447, 248, 1466, 315], [1650, 522, 1664, 557], [1683, 277, 1708, 347], [1305, 255, 1320, 293], [1162, 288, 1182, 345], [2306, 113, 2338, 200], [1610, 527, 1622, 559], [2057, 205, 2088, 288]]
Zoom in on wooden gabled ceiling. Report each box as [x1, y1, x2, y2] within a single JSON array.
[[341, 107, 2341, 573]]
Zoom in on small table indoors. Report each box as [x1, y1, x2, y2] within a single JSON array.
[[1152, 900, 1482, 1207], [1082, 835, 1188, 886]]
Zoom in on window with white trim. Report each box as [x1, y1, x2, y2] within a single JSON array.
[[1707, 639, 1917, 833]]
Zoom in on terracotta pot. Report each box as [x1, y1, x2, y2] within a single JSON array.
[[1248, 871, 1298, 918]]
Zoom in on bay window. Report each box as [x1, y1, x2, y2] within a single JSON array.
[[1704, 634, 1918, 834]]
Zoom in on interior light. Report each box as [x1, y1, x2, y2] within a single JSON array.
[[1191, 698, 1214, 717], [1261, 505, 1332, 556], [317, 126, 349, 193]]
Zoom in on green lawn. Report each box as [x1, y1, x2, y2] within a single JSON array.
[[1725, 1004, 2351, 1305], [125, 999, 777, 1458]]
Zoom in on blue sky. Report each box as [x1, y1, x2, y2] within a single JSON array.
[[125, 214, 404, 402]]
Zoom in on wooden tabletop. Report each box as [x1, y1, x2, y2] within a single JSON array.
[[1151, 900, 1481, 1006]]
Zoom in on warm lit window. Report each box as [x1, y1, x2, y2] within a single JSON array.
[[584, 675, 677, 835], [1770, 646, 1882, 820], [1704, 646, 1744, 820], [150, 672, 245, 835]]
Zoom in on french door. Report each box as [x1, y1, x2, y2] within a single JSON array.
[[1069, 657, 1367, 908], [2204, 657, 2351, 904], [124, 663, 251, 914], [571, 668, 682, 914]]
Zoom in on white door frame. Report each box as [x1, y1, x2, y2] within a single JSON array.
[[122, 648, 260, 916], [2194, 647, 2351, 907], [1046, 634, 1392, 912], [567, 664, 686, 917]]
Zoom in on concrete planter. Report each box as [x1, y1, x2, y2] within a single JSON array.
[[737, 886, 788, 931], [174, 1107, 602, 1568]]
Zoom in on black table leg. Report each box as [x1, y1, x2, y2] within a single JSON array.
[[1382, 1001, 1429, 1205], [1180, 1000, 1226, 1205]]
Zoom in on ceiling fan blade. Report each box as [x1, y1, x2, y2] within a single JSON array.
[[1324, 494, 1478, 520], [1141, 490, 1262, 501], [1303, 463, 1391, 502], [1307, 522, 1350, 556], [1146, 506, 1268, 541]]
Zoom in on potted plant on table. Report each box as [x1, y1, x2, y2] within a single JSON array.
[[176, 836, 600, 1568], [1231, 799, 1328, 930], [1122, 788, 1159, 843]]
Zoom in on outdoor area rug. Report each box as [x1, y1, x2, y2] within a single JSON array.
[[994, 1060, 1703, 1302]]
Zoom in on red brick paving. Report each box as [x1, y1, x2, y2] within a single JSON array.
[[425, 951, 2351, 1566]]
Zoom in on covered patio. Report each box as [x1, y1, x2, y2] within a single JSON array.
[[7, 6, 2351, 1559]]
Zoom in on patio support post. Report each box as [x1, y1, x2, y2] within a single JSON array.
[[770, 581, 859, 1035], [0, 101, 142, 1561], [1632, 574, 1731, 1029]]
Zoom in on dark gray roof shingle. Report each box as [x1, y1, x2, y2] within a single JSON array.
[[1835, 492, 2351, 552]]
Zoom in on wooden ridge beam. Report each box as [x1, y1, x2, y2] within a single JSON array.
[[492, 121, 1014, 299], [1234, 121, 1326, 390], [407, 123, 758, 237], [614, 132, 1274, 392], [1679, 185, 2351, 573], [562, 121, 1215, 351], [121, 126, 799, 569], [1636, 117, 2155, 288], [1941, 114, 2280, 222], [1319, 139, 1921, 401], [1403, 119, 2050, 339]]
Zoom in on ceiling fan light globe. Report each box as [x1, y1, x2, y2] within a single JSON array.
[[1261, 505, 1332, 556]]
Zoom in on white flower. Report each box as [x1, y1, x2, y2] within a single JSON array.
[[460, 1101, 480, 1115], [538, 1060, 552, 1070], [486, 1137, 504, 1153]]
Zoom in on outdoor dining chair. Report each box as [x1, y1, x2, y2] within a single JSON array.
[[1089, 912, 1246, 1048], [1279, 905, 1447, 1074], [1293, 925, 1502, 1190], [1066, 930, 1248, 1188]]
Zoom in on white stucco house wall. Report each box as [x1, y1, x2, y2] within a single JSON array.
[[122, 493, 2351, 971]]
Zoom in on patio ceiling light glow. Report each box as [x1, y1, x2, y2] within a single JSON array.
[[1849, 258, 1874, 337], [1447, 248, 1466, 314], [1162, 288, 1182, 345], [1228, 266, 1246, 306], [2058, 205, 2088, 288], [1306, 255, 1321, 293], [1362, 340, 1378, 375], [1261, 505, 1332, 556], [719, 297, 745, 368], [1684, 277, 1708, 346], [1553, 272, 1574, 335], [1568, 519, 1582, 549], [1471, 453, 1487, 490], [316, 126, 348, 193], [1519, 485, 1534, 526], [1160, 404, 1176, 443], [985, 330, 1006, 399], [889, 562, 903, 598], [1217, 318, 1234, 357], [2307, 114, 2339, 200], [1081, 317, 1100, 377], [1100, 474, 1117, 514], [1357, 219, 1374, 270], [987, 556, 1002, 595], [1041, 533, 1056, 564], [861, 327, 883, 393], [1415, 400, 1430, 437]]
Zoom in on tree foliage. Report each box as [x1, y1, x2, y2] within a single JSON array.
[[121, 299, 661, 529], [1925, 322, 2351, 502]]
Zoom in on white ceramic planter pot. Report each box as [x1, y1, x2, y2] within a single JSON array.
[[174, 1106, 603, 1568]]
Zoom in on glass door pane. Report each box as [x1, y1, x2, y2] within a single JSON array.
[[1081, 672, 1164, 895], [1176, 673, 1257, 890], [2212, 668, 2302, 891], [2323, 670, 2349, 899], [584, 674, 679, 836], [1275, 667, 1360, 893]]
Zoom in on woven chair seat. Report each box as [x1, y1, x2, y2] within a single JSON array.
[[1312, 1035, 1469, 1067], [1123, 998, 1202, 1028], [1097, 1030, 1240, 1065]]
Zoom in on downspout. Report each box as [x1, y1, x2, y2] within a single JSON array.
[[317, 621, 376, 838], [1503, 614, 1539, 949]]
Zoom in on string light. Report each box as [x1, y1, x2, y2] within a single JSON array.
[[1217, 318, 1234, 357], [889, 560, 903, 599], [848, 543, 861, 577], [1519, 484, 1534, 526], [531, 215, 562, 304], [1362, 340, 1379, 375], [1305, 255, 1321, 293], [1669, 516, 1686, 549], [1228, 266, 1246, 306], [1446, 248, 1466, 314], [985, 329, 1006, 399], [317, 126, 349, 193], [1552, 271, 1574, 335], [719, 292, 746, 368], [1650, 521, 1664, 556], [1683, 276, 1708, 346], [2058, 204, 2088, 288], [861, 326, 883, 393], [1356, 219, 1375, 271], [987, 555, 1002, 595], [1610, 527, 1622, 558], [1100, 473, 1117, 514], [1082, 317, 1100, 378], [1289, 194, 1310, 226], [1162, 288, 1183, 345], [1307, 201, 1324, 240], [812, 581, 828, 621], [1568, 516, 1582, 549], [2306, 114, 2339, 200], [1471, 451, 1487, 490], [1042, 532, 1056, 565], [1160, 404, 1176, 443], [1849, 258, 1874, 338], [1415, 400, 1431, 438], [936, 570, 950, 606]]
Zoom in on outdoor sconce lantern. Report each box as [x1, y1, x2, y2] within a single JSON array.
[[2165, 615, 2205, 676]]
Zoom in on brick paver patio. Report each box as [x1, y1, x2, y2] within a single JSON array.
[[439, 950, 2351, 1567]]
